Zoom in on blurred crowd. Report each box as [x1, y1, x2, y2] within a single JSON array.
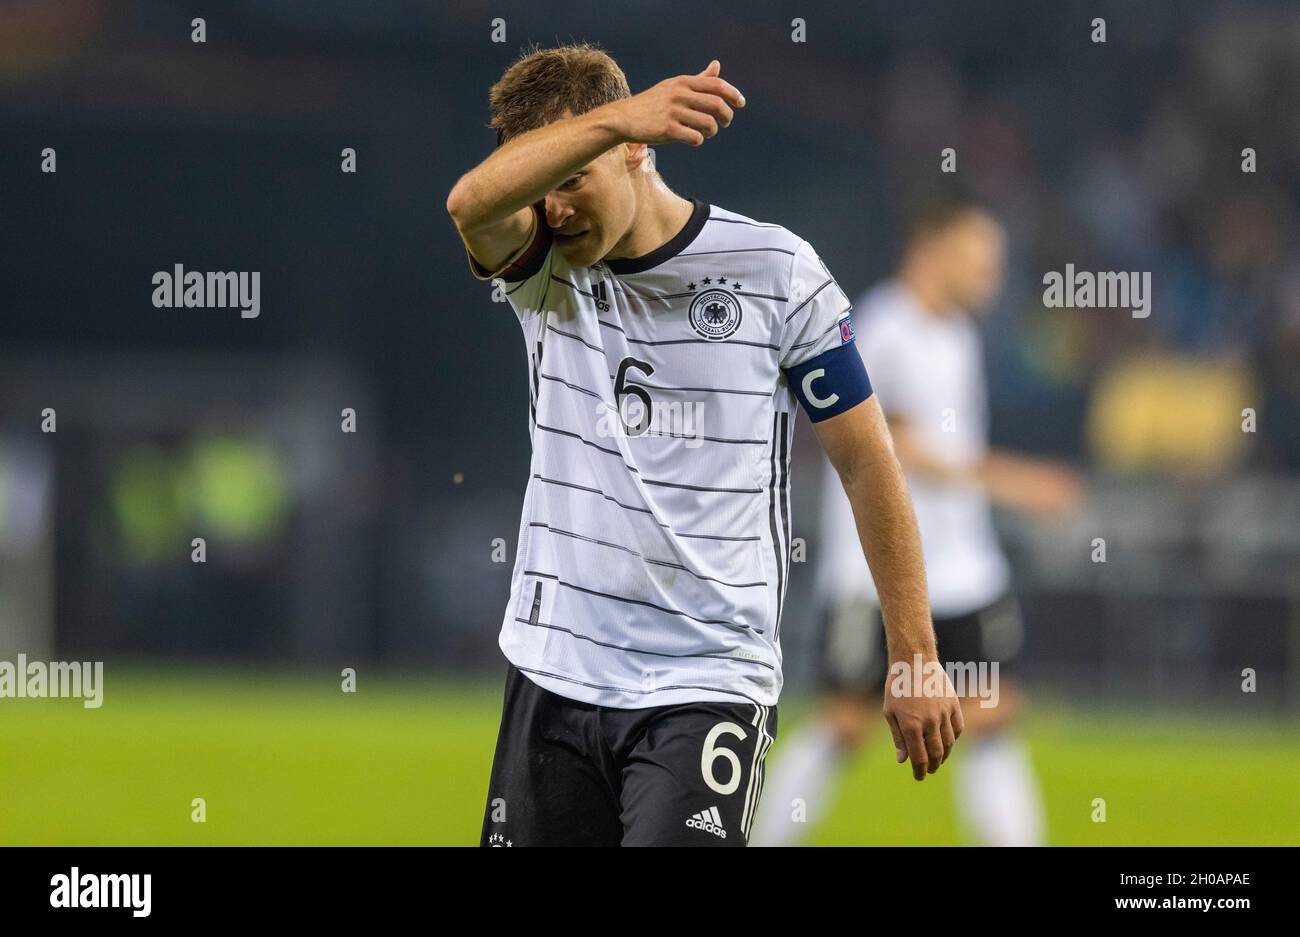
[[869, 10, 1300, 470]]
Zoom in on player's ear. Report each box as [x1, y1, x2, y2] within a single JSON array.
[[624, 142, 652, 174]]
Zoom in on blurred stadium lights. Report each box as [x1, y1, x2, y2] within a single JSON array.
[[0, 352, 380, 662], [0, 437, 55, 660]]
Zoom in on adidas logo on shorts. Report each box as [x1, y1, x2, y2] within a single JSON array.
[[685, 806, 727, 839]]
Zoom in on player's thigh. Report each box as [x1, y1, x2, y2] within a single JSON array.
[[816, 593, 887, 694], [480, 665, 623, 846], [821, 690, 882, 750], [933, 594, 1022, 695], [933, 595, 1024, 729], [620, 702, 777, 847]]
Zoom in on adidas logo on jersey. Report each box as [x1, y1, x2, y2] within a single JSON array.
[[685, 806, 727, 839]]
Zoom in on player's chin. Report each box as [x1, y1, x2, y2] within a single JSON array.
[[555, 233, 600, 266]]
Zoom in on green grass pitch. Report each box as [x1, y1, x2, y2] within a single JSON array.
[[2, 668, 1297, 845]]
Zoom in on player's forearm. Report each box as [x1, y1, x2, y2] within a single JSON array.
[[893, 425, 1026, 504], [887, 420, 976, 488], [839, 452, 937, 662], [446, 107, 627, 233]]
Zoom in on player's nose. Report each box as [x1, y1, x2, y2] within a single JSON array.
[[543, 193, 574, 228]]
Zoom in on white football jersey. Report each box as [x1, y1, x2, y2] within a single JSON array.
[[466, 197, 859, 708], [815, 280, 1011, 617]]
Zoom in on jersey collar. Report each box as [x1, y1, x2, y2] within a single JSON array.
[[604, 197, 709, 276]]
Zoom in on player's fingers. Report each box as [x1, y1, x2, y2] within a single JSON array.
[[674, 106, 719, 141], [904, 725, 929, 781], [675, 127, 706, 146], [686, 75, 745, 108], [924, 723, 945, 774], [884, 710, 908, 764], [951, 698, 965, 738], [658, 112, 705, 145], [685, 91, 734, 128], [696, 59, 721, 79], [940, 711, 956, 763]]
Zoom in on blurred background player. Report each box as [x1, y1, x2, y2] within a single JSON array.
[[753, 197, 1083, 847]]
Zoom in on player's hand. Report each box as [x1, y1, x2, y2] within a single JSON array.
[[1010, 460, 1084, 517], [1031, 462, 1083, 516], [981, 454, 1083, 518], [883, 658, 963, 781], [602, 59, 744, 146]]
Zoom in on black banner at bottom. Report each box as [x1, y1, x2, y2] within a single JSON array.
[[2, 845, 1283, 925]]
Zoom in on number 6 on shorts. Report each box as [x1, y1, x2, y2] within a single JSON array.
[[701, 721, 747, 795]]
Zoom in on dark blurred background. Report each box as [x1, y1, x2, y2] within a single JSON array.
[[3, 0, 1298, 709]]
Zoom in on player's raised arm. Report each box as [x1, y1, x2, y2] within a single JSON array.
[[883, 416, 1083, 517], [445, 60, 744, 272], [811, 397, 964, 781]]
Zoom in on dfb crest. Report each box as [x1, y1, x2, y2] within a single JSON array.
[[688, 288, 742, 341]]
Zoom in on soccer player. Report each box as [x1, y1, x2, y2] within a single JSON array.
[[752, 198, 1082, 847], [447, 43, 961, 847]]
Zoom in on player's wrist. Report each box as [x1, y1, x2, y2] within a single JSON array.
[[586, 100, 633, 145], [886, 652, 939, 668], [885, 637, 939, 663]]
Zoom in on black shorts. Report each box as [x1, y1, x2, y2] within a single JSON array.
[[816, 591, 1024, 693], [480, 664, 777, 846]]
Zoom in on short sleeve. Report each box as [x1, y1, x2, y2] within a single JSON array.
[[778, 240, 854, 369], [779, 240, 873, 422], [463, 201, 555, 316]]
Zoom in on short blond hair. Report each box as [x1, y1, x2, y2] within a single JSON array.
[[488, 42, 631, 145]]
